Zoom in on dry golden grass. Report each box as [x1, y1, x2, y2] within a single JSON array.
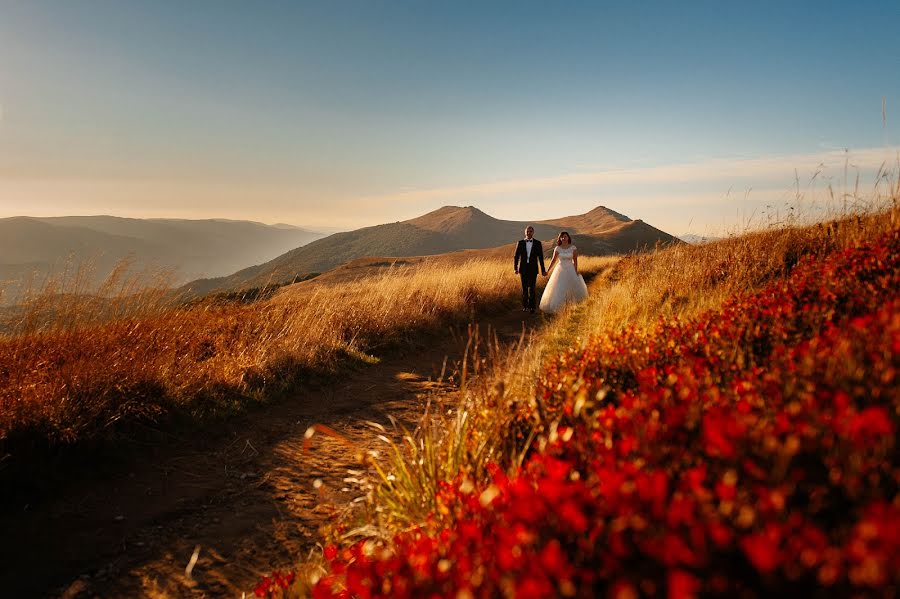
[[540, 188, 900, 357], [0, 255, 608, 452], [358, 195, 900, 540], [563, 216, 893, 337]]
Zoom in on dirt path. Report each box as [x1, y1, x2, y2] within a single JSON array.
[[2, 309, 542, 598]]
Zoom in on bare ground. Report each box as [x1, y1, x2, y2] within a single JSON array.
[[1, 309, 542, 598]]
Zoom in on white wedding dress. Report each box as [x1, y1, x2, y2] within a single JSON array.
[[539, 245, 589, 313]]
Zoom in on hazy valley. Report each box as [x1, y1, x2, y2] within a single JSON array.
[[0, 216, 325, 304]]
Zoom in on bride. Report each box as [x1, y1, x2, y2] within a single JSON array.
[[539, 231, 589, 314]]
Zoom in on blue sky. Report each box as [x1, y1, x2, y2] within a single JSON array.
[[1, 0, 898, 234]]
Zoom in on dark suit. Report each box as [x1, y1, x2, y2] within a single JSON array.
[[514, 238, 546, 310]]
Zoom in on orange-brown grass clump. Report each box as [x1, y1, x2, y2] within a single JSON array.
[[0, 256, 608, 457], [294, 200, 899, 598]]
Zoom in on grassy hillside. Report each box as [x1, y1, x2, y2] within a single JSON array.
[[181, 205, 680, 296], [0, 250, 609, 460], [286, 203, 899, 598]]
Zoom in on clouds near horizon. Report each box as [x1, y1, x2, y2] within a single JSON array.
[[1, 2, 898, 234], [2, 146, 896, 235]]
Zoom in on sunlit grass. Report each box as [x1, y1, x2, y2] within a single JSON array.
[[303, 192, 899, 597], [0, 255, 608, 453], [354, 194, 899, 547]]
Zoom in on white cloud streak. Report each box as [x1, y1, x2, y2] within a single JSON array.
[[359, 147, 900, 207], [1, 147, 897, 234]]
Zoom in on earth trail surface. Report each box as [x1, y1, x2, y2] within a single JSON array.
[[2, 309, 543, 598]]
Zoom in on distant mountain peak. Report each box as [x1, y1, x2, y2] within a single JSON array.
[[539, 205, 632, 234], [418, 205, 489, 218], [407, 205, 495, 232], [581, 205, 632, 222]]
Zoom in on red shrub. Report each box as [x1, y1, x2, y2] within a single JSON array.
[[311, 227, 900, 597]]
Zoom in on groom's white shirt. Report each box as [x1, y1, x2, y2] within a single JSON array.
[[524, 238, 533, 260]]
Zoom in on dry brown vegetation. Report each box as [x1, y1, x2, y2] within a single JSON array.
[[0, 255, 610, 456], [353, 196, 900, 542], [306, 197, 900, 598]]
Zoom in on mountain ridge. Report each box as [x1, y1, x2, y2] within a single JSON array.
[[0, 216, 325, 304], [182, 205, 679, 296]]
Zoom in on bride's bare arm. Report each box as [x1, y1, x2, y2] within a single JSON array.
[[573, 248, 579, 273], [545, 253, 557, 275]]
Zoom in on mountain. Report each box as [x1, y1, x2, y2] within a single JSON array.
[[0, 216, 325, 303], [182, 205, 680, 296]]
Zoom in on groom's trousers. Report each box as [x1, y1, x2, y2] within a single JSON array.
[[520, 269, 538, 310]]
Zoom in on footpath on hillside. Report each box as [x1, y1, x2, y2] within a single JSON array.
[[2, 309, 544, 598]]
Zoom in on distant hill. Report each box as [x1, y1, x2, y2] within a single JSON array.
[[0, 216, 324, 303], [679, 233, 723, 245], [182, 205, 680, 296]]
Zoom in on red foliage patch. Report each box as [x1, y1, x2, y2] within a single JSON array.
[[255, 570, 296, 597], [310, 227, 900, 597]]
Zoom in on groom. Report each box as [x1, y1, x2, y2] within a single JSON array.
[[514, 226, 547, 313]]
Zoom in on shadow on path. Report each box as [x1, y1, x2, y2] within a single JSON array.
[[2, 309, 544, 598]]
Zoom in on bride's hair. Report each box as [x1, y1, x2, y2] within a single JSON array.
[[556, 231, 571, 246]]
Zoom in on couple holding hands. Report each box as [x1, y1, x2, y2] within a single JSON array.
[[513, 225, 589, 314]]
